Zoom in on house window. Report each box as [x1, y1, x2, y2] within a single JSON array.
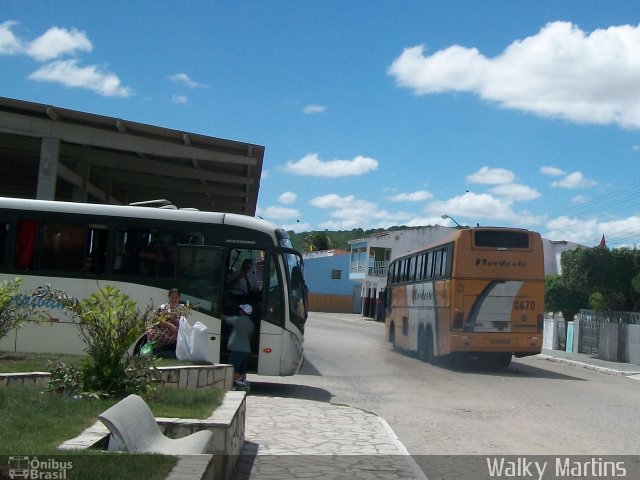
[[331, 269, 342, 280]]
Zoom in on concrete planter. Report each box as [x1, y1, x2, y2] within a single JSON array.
[[59, 390, 246, 480]]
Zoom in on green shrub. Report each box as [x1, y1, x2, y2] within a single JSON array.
[[35, 285, 160, 398], [0, 277, 36, 340]]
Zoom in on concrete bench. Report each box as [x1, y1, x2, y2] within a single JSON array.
[[98, 394, 213, 455]]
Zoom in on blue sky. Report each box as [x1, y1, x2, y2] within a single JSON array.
[[2, 1, 640, 247]]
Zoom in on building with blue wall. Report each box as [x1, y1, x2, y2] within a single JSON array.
[[303, 250, 360, 313]]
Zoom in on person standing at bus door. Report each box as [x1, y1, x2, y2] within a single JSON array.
[[144, 288, 183, 355], [223, 303, 255, 390], [226, 259, 260, 303]]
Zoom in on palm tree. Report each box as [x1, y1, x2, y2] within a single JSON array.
[[303, 232, 332, 252]]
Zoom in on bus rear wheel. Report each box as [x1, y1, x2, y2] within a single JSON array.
[[418, 328, 434, 364], [389, 322, 396, 348], [480, 353, 512, 369]]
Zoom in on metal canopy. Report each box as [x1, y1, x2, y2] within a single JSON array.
[[0, 96, 264, 215]]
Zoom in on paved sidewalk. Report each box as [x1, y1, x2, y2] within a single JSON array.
[[538, 348, 640, 378], [231, 396, 427, 480]]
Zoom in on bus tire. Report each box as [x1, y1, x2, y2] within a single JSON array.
[[496, 353, 512, 368], [389, 322, 396, 348], [481, 353, 512, 369], [418, 327, 434, 363]]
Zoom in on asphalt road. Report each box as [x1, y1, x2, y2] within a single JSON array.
[[249, 312, 640, 456]]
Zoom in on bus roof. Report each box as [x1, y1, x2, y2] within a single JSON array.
[[392, 226, 540, 261], [0, 196, 281, 235]]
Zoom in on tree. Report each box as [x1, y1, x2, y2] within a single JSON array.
[[561, 246, 640, 311], [303, 232, 332, 252], [544, 274, 588, 322]]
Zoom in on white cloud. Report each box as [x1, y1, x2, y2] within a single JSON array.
[[571, 195, 589, 204], [172, 94, 188, 104], [388, 190, 433, 202], [425, 191, 544, 226], [28, 59, 131, 97], [0, 21, 23, 55], [303, 104, 325, 114], [389, 21, 640, 129], [489, 183, 541, 201], [310, 193, 412, 230], [541, 215, 640, 245], [427, 192, 515, 220], [404, 215, 456, 227], [466, 166, 515, 185], [169, 73, 205, 89], [284, 153, 378, 177], [278, 192, 297, 204], [262, 205, 300, 220], [281, 221, 311, 232], [543, 216, 600, 244], [543, 215, 640, 245], [27, 26, 92, 61], [551, 171, 597, 189], [3, 22, 131, 97], [540, 165, 566, 177]]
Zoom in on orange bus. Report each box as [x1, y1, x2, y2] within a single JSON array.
[[384, 227, 544, 367]]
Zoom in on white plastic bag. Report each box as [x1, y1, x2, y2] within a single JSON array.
[[190, 321, 209, 362], [175, 316, 209, 362], [175, 316, 192, 361]]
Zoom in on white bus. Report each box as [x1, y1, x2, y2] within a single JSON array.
[[0, 197, 307, 376]]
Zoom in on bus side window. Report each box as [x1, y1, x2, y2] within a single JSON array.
[[434, 249, 447, 278], [424, 251, 433, 279], [157, 232, 179, 278], [39, 223, 85, 272], [441, 248, 449, 276], [83, 225, 108, 274], [415, 254, 423, 281], [15, 219, 38, 270], [114, 227, 157, 277], [0, 221, 6, 267]]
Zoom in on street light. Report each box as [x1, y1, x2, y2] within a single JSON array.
[[441, 213, 462, 228]]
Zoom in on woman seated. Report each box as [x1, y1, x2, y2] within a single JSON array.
[[143, 288, 183, 357]]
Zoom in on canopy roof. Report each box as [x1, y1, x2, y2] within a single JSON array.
[[0, 96, 264, 214]]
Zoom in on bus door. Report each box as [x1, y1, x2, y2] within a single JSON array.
[[176, 244, 226, 363], [257, 248, 306, 376]]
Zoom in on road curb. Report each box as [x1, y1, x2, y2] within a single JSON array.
[[537, 354, 640, 376], [376, 416, 430, 480]]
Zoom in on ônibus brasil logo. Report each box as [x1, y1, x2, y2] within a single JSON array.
[[7, 456, 72, 479]]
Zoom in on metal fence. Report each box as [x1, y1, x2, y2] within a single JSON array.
[[576, 310, 640, 364]]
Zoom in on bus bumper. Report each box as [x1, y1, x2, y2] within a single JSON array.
[[449, 334, 542, 353]]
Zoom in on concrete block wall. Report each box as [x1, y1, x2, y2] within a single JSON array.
[[157, 365, 234, 391], [0, 372, 50, 388], [1, 364, 235, 391], [308, 293, 356, 313]]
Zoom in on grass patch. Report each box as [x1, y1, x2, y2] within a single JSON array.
[[0, 351, 202, 373], [0, 386, 225, 479], [0, 352, 83, 373], [0, 386, 223, 453]]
